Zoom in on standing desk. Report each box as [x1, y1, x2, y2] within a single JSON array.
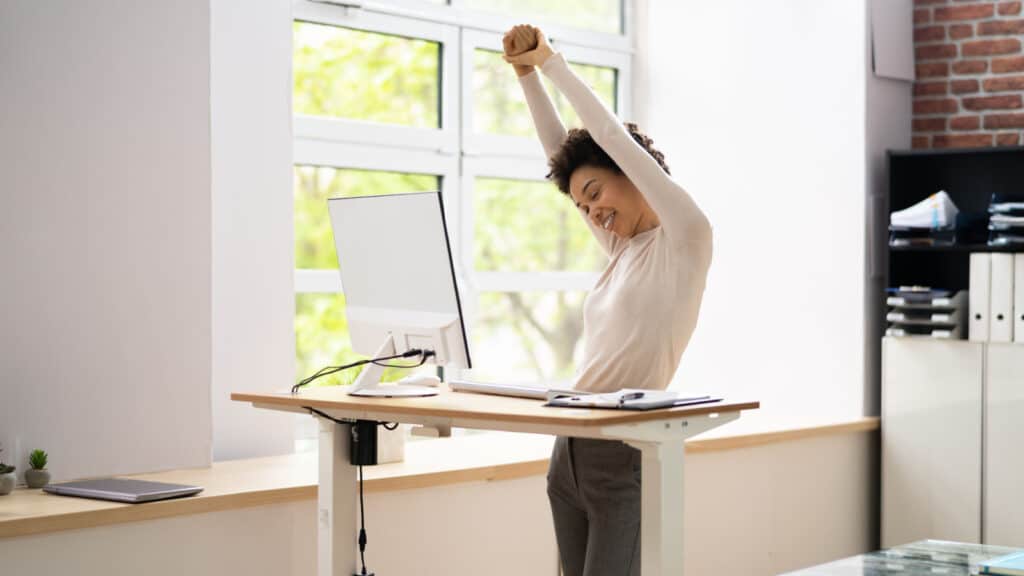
[[232, 385, 758, 576]]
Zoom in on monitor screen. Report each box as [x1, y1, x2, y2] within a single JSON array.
[[327, 191, 471, 369]]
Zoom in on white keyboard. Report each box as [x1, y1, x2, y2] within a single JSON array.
[[448, 380, 577, 400]]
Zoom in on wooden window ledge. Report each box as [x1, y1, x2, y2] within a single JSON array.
[[0, 418, 878, 539]]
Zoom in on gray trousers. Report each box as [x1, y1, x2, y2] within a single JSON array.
[[547, 436, 642, 576]]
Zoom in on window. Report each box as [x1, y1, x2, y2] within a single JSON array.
[[294, 166, 440, 384], [461, 29, 630, 158], [293, 22, 441, 128], [291, 3, 459, 152], [465, 170, 601, 384], [459, 155, 605, 384], [472, 290, 588, 382], [472, 177, 603, 273], [472, 49, 618, 138], [291, 0, 632, 416]]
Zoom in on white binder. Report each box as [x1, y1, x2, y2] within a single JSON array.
[[1015, 253, 1024, 343], [969, 252, 991, 342], [990, 253, 1014, 342]]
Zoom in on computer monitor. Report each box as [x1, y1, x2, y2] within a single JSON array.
[[326, 191, 471, 396]]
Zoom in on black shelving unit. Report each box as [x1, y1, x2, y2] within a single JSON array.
[[865, 146, 1024, 418], [884, 145, 1024, 295]]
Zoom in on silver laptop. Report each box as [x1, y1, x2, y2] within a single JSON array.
[[42, 478, 203, 503]]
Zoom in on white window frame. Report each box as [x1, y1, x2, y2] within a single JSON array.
[[293, 1, 460, 154]]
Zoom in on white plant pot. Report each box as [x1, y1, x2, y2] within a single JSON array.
[[0, 472, 15, 495], [25, 468, 51, 489]]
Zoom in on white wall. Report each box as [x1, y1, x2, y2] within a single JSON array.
[[0, 1, 213, 480], [0, 429, 877, 575], [0, 476, 556, 576], [687, 431, 877, 574], [2, 501, 317, 575], [0, 0, 297, 478], [637, 0, 869, 432], [210, 0, 295, 460]]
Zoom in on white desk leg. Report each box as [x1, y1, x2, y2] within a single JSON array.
[[636, 439, 686, 576], [318, 418, 357, 576]]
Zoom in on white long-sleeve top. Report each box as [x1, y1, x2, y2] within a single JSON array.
[[519, 53, 713, 393]]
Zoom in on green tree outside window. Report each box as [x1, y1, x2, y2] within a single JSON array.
[[293, 21, 440, 128]]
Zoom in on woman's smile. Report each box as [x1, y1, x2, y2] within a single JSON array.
[[601, 210, 616, 231]]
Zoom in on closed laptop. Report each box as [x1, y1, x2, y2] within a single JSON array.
[[42, 478, 203, 503]]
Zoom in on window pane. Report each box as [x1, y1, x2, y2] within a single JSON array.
[[473, 49, 617, 136], [294, 166, 438, 269], [469, 291, 586, 383], [474, 177, 604, 272], [293, 21, 440, 128], [465, 0, 622, 34], [296, 293, 433, 385], [296, 292, 355, 385]]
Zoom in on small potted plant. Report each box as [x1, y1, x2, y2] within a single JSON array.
[[25, 449, 50, 489], [0, 444, 15, 496]]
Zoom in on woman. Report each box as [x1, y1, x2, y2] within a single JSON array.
[[502, 25, 714, 576]]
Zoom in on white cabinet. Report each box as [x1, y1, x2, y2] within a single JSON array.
[[881, 337, 983, 547], [985, 343, 1024, 547], [882, 337, 1024, 548]]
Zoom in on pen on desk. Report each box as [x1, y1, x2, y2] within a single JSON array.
[[619, 391, 644, 406]]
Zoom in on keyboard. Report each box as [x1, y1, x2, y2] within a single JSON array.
[[448, 379, 582, 400]]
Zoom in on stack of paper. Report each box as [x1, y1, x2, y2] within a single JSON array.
[[890, 191, 960, 247], [988, 193, 1024, 247], [885, 287, 967, 339]]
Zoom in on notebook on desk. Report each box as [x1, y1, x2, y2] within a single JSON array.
[[546, 389, 722, 411]]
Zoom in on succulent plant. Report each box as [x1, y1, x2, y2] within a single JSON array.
[[29, 449, 47, 470]]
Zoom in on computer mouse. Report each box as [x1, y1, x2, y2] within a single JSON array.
[[397, 374, 442, 387]]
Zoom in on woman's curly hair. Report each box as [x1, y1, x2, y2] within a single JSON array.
[[547, 122, 670, 196]]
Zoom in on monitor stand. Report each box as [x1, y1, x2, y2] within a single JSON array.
[[347, 334, 438, 397]]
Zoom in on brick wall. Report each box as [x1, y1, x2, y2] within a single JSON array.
[[913, 0, 1024, 148]]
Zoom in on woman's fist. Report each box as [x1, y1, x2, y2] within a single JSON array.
[[503, 24, 538, 57], [502, 26, 555, 69]]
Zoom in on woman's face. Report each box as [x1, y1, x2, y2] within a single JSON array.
[[568, 165, 658, 239]]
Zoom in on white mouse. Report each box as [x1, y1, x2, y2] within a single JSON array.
[[397, 374, 441, 387]]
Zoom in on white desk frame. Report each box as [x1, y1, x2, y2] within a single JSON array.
[[247, 400, 741, 576]]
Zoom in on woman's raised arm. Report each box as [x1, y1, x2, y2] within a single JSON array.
[[506, 28, 712, 260], [503, 25, 618, 256]]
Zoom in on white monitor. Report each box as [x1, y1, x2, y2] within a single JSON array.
[[327, 191, 471, 396]]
